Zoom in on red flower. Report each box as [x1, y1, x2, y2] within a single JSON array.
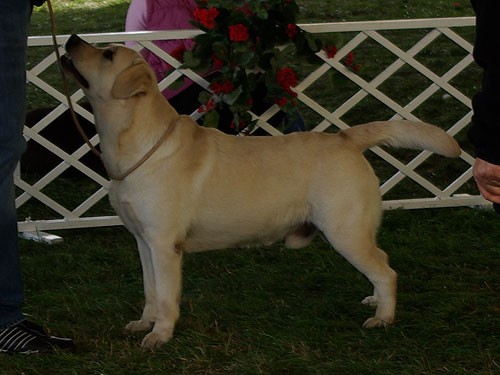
[[193, 7, 219, 30], [206, 99, 216, 110], [344, 51, 355, 66], [325, 45, 337, 59], [276, 66, 298, 96], [286, 24, 298, 39], [211, 53, 224, 70], [451, 2, 461, 8], [229, 120, 247, 129], [237, 3, 254, 16], [198, 98, 217, 113], [275, 97, 287, 107], [229, 24, 250, 42], [342, 51, 361, 72], [170, 45, 186, 62], [210, 80, 235, 94]]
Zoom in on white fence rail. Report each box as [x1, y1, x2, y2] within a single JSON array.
[[17, 17, 489, 233]]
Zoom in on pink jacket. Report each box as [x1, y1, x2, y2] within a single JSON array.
[[125, 0, 198, 99]]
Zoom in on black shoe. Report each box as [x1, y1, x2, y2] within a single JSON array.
[[0, 320, 75, 354]]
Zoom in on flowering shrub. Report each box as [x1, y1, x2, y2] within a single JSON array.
[[183, 0, 325, 130], [181, 0, 362, 131]]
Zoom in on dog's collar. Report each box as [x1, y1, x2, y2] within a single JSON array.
[[107, 122, 175, 181]]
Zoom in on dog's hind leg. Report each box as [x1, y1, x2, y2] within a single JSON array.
[[140, 237, 183, 350], [124, 235, 156, 333], [325, 223, 397, 327], [312, 182, 397, 328], [357, 247, 397, 328]]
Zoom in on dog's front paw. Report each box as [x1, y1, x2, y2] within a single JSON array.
[[125, 319, 154, 333], [141, 329, 173, 350], [361, 296, 379, 306], [362, 317, 393, 329]]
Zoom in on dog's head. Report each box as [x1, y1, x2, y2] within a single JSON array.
[[60, 34, 156, 102]]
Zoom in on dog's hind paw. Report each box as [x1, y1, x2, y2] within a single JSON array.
[[141, 330, 173, 350], [362, 317, 393, 329], [361, 296, 379, 306], [125, 319, 154, 333]]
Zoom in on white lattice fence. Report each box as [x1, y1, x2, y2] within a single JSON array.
[[17, 17, 488, 233]]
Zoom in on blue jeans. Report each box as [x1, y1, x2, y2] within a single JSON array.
[[0, 0, 32, 329]]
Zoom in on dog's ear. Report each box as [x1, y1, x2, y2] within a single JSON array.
[[111, 61, 154, 99]]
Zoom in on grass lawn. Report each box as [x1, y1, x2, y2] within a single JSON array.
[[6, 0, 500, 374], [6, 208, 500, 374]]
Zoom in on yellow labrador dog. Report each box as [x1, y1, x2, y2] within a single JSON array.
[[61, 34, 460, 350]]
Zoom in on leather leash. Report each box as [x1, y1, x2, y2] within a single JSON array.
[[46, 0, 173, 181], [46, 0, 101, 159]]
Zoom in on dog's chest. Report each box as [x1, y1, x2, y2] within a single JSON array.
[[107, 183, 147, 232]]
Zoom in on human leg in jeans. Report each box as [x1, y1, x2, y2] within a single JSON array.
[[0, 0, 74, 354]]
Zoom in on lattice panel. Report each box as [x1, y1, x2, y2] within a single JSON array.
[[18, 18, 488, 232]]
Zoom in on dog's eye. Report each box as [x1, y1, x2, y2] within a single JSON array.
[[103, 49, 114, 61]]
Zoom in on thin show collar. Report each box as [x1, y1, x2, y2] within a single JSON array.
[[107, 122, 175, 181]]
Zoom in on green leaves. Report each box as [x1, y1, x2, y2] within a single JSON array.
[[202, 108, 220, 128], [222, 85, 243, 106], [182, 50, 201, 69], [186, 0, 324, 131]]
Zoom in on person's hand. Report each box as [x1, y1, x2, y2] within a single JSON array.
[[472, 158, 500, 203]]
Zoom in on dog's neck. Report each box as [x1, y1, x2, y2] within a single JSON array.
[[92, 94, 179, 179]]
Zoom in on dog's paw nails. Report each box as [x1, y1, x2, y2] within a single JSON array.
[[141, 330, 172, 350], [125, 320, 154, 333], [361, 296, 379, 306], [362, 317, 393, 329]]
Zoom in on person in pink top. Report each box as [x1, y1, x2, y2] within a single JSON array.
[[125, 0, 198, 105]]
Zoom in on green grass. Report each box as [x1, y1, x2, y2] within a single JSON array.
[[6, 208, 500, 374], [9, 1, 500, 374]]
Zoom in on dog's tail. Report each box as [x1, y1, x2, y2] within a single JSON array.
[[340, 120, 461, 157]]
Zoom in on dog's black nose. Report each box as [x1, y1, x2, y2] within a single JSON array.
[[65, 34, 86, 50], [66, 34, 80, 48]]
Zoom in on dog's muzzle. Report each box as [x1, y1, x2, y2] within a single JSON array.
[[60, 34, 90, 89]]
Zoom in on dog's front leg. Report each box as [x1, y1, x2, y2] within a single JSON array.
[[140, 240, 183, 350], [125, 235, 156, 333]]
